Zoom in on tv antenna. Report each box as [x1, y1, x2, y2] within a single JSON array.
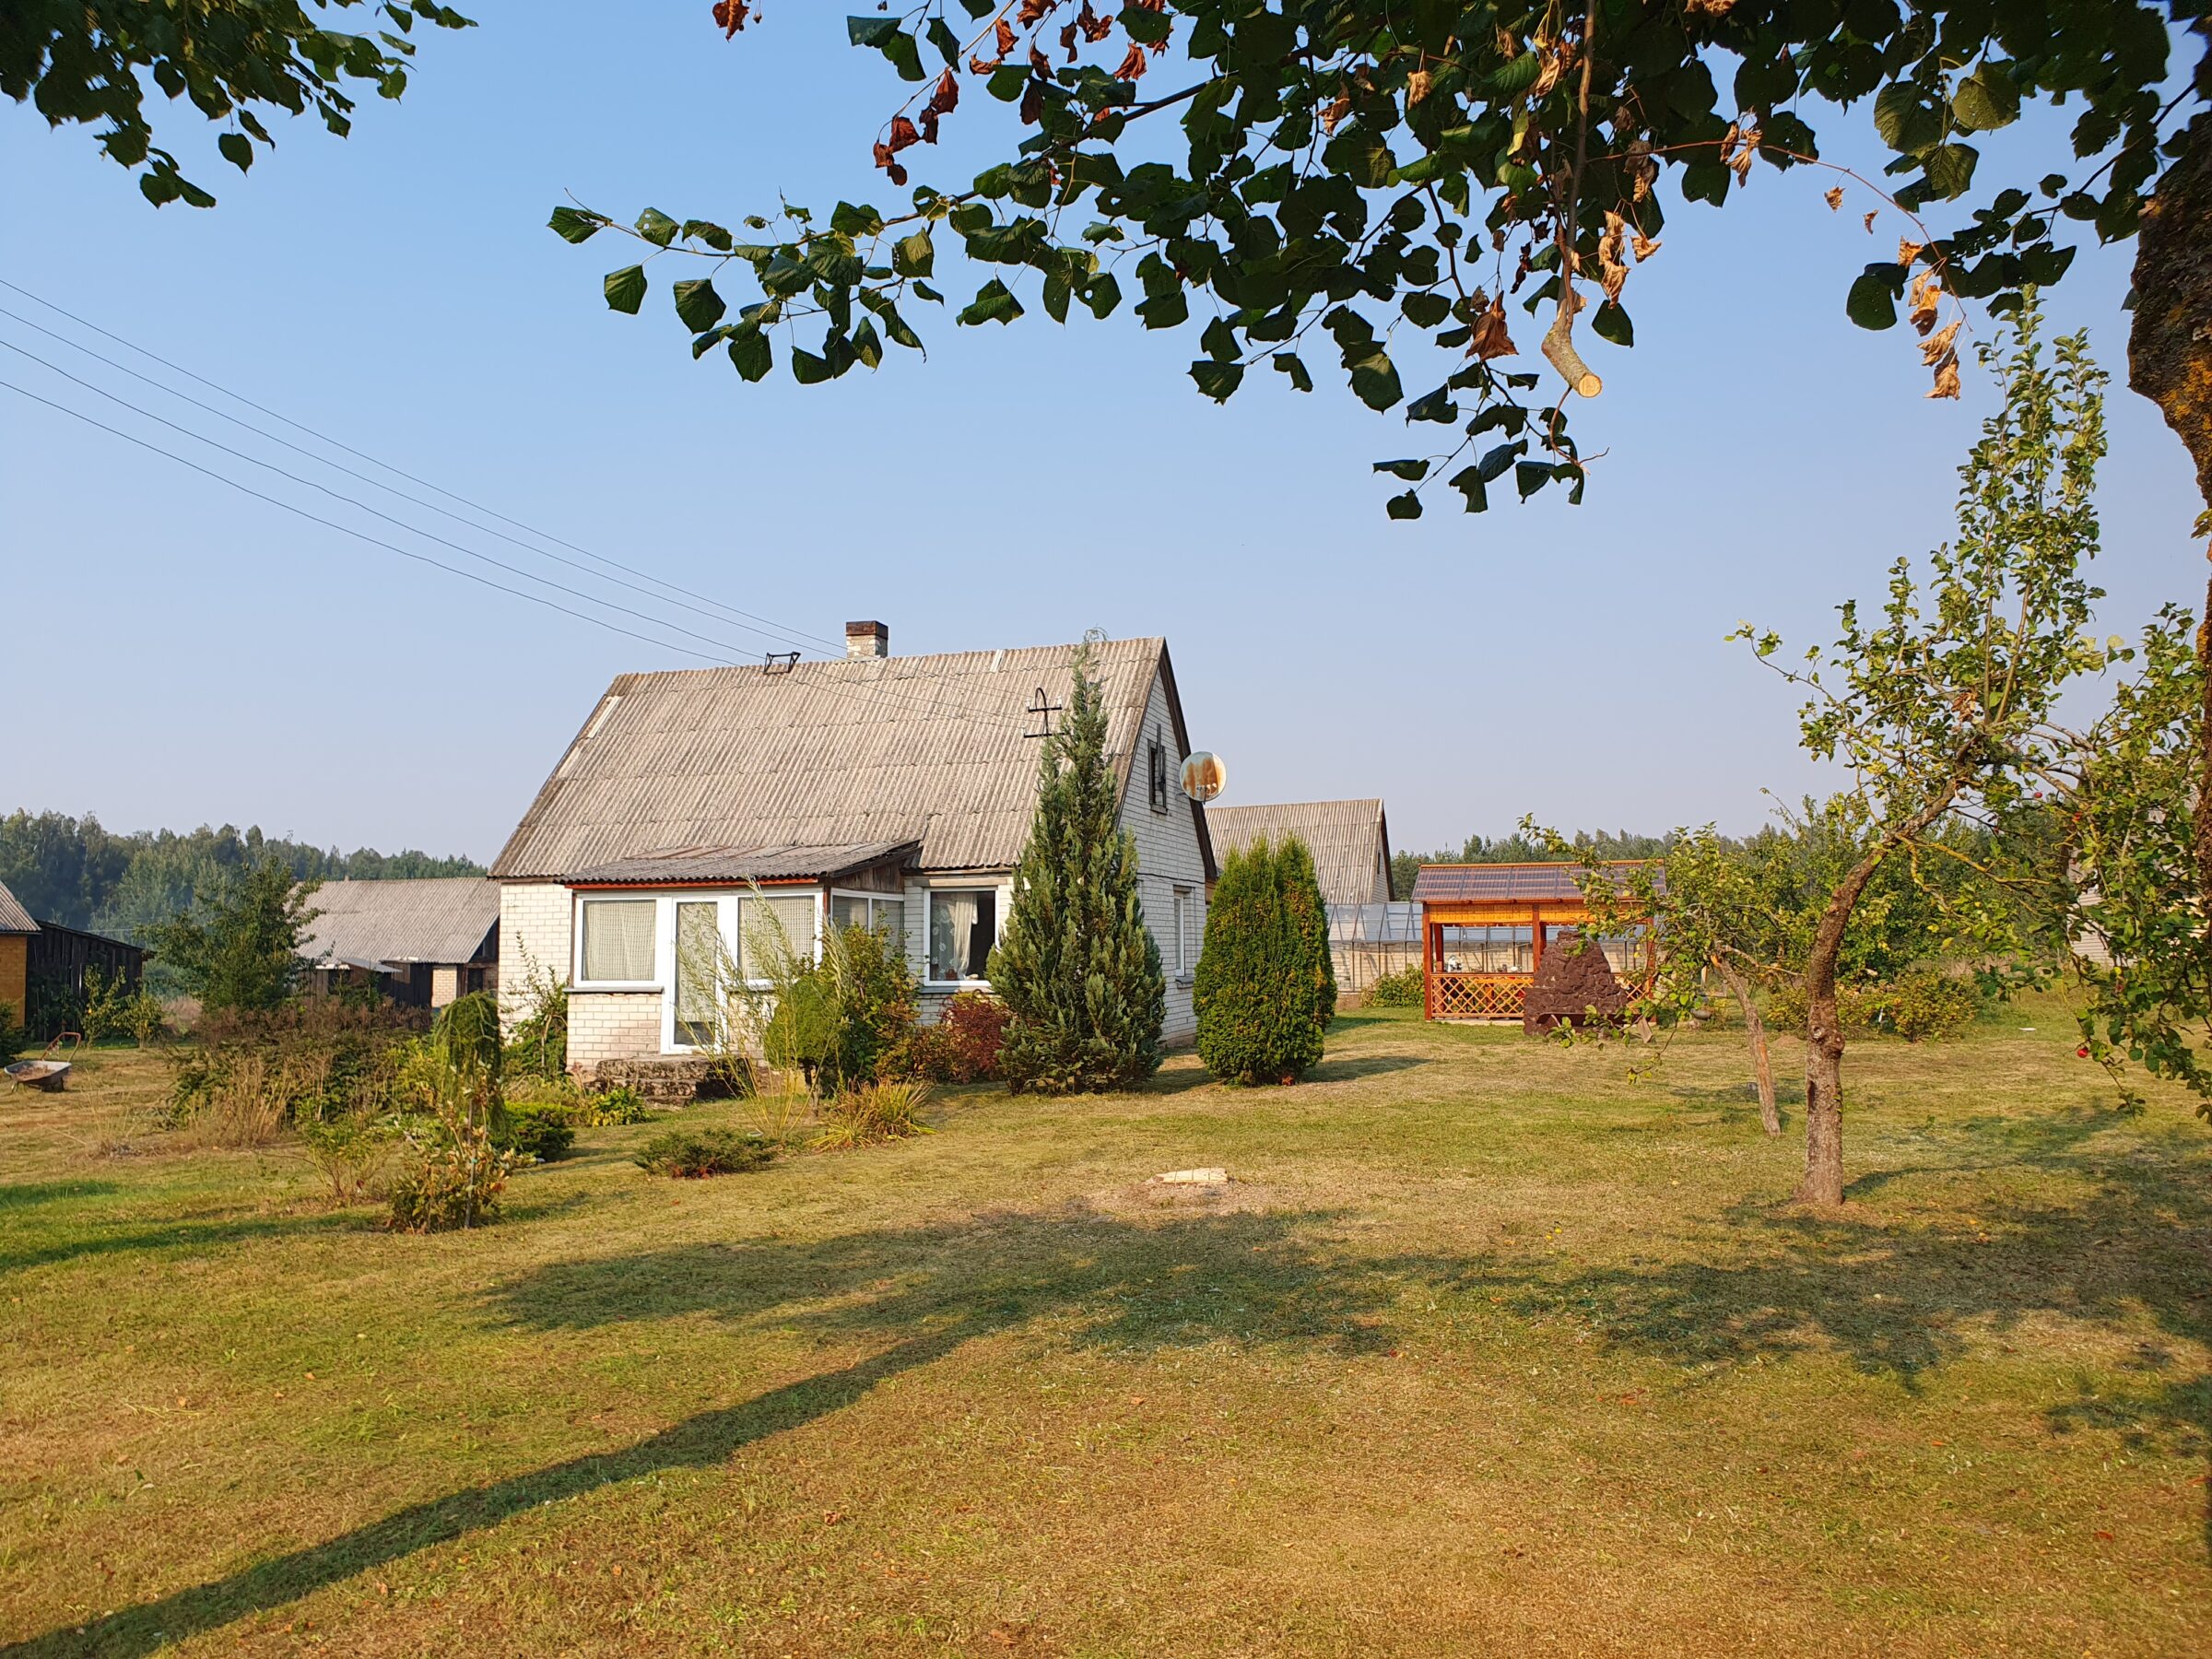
[[1022, 685, 1063, 739]]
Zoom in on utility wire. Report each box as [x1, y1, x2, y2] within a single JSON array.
[[0, 281, 1007, 731], [0, 301, 811, 653], [0, 334, 777, 665], [0, 374, 735, 666], [2, 366, 1035, 734], [0, 275, 853, 659]]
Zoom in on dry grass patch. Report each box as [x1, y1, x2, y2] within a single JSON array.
[[0, 1004, 2206, 1655]]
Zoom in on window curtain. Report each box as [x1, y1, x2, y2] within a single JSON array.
[[674, 901, 721, 1033], [582, 900, 656, 982], [739, 893, 818, 981], [931, 891, 982, 981]]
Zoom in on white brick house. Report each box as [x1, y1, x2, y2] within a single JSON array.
[[490, 629, 1216, 1073]]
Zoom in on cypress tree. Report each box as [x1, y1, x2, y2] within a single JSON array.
[[1276, 835, 1337, 1034], [1194, 838, 1327, 1084], [991, 646, 1166, 1093]]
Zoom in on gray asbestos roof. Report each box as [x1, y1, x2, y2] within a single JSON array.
[[492, 637, 1207, 882], [299, 877, 500, 971], [0, 880, 36, 935], [1206, 799, 1392, 907], [571, 841, 922, 886]]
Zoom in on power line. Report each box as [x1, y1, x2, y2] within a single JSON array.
[[0, 334, 779, 665], [0, 374, 735, 665], [2, 370, 1036, 735], [0, 301, 815, 653], [0, 279, 1008, 731], [0, 274, 853, 659]]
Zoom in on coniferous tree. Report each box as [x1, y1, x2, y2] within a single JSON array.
[[991, 646, 1165, 1094], [1276, 836, 1337, 1034], [1194, 839, 1327, 1085]]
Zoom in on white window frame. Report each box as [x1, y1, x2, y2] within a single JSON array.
[[924, 885, 1001, 989], [1172, 885, 1195, 981], [828, 888, 906, 940], [571, 894, 664, 992], [571, 888, 827, 1055]]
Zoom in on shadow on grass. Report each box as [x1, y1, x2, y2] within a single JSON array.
[[0, 1208, 364, 1275], [7, 1206, 1406, 1656], [1451, 1107, 2212, 1547], [0, 1181, 120, 1211]]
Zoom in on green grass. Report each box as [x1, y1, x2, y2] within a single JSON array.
[[2, 1002, 2207, 1655]]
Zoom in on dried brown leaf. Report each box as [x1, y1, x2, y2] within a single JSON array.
[[1928, 354, 1961, 399], [994, 18, 1018, 55], [1321, 91, 1351, 135], [1018, 0, 1055, 23], [1407, 67, 1432, 106], [1863, 209, 1878, 233], [711, 1, 750, 38], [1630, 232, 1662, 261], [1824, 185, 1844, 210], [1598, 211, 1629, 302], [1078, 3, 1112, 43], [1920, 318, 1961, 364], [1897, 237, 1925, 268], [1112, 41, 1147, 80], [1469, 294, 1519, 360], [1907, 271, 1942, 335]]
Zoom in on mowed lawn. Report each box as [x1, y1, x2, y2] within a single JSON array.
[[3, 1006, 2207, 1657]]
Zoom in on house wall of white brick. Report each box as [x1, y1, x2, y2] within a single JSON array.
[[1118, 665, 1209, 1042], [498, 882, 572, 1030], [567, 991, 665, 1071], [902, 872, 1016, 1025]]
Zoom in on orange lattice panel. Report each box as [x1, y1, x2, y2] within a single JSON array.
[[1432, 974, 1526, 1019]]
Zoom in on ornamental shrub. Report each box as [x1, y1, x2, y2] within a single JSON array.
[[898, 991, 1009, 1083], [1365, 965, 1425, 1008], [503, 1099, 577, 1162], [813, 1080, 935, 1150], [1194, 838, 1327, 1085], [634, 1127, 777, 1178], [1765, 971, 1980, 1041]]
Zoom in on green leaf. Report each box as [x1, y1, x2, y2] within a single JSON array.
[[1123, 3, 1173, 45], [1347, 350, 1403, 412], [1920, 143, 1978, 201], [1514, 461, 1551, 500], [1873, 83, 1945, 155], [1083, 273, 1121, 319], [1402, 290, 1452, 328], [1491, 53, 1542, 95], [791, 347, 832, 384], [1201, 317, 1240, 363], [549, 206, 603, 243], [1274, 351, 1312, 393], [1952, 63, 2020, 133], [1190, 360, 1245, 402], [1042, 274, 1071, 323], [635, 207, 679, 248], [603, 265, 647, 314], [958, 0, 993, 16], [1476, 441, 1522, 484], [846, 17, 900, 47], [1591, 301, 1633, 347], [1385, 489, 1424, 520], [958, 277, 1024, 326], [673, 277, 725, 334], [1845, 265, 1902, 330], [1405, 385, 1456, 423], [218, 132, 253, 173], [926, 16, 961, 67], [1448, 465, 1488, 512], [893, 229, 935, 277], [727, 329, 771, 382], [831, 201, 884, 238], [1374, 459, 1430, 481], [680, 218, 733, 251]]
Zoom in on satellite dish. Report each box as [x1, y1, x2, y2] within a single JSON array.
[[1180, 751, 1227, 803]]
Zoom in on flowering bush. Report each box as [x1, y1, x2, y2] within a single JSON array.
[[898, 992, 1009, 1084]]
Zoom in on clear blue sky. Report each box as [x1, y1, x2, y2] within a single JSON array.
[[3, 6, 2201, 863]]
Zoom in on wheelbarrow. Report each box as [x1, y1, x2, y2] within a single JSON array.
[[6, 1031, 79, 1093]]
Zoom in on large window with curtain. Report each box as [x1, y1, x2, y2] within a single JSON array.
[[736, 892, 818, 982], [578, 898, 657, 984], [926, 888, 996, 983]]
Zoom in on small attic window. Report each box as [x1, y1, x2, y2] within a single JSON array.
[[1147, 732, 1170, 815]]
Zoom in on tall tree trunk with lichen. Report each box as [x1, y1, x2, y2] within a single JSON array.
[[2128, 110, 2212, 904]]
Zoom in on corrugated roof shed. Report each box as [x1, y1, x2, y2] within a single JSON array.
[[1206, 799, 1392, 906], [0, 881, 37, 935], [299, 877, 500, 971], [492, 637, 1211, 881], [1411, 862, 1654, 903]]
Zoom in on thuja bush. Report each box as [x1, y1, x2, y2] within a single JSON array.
[[1194, 838, 1330, 1085]]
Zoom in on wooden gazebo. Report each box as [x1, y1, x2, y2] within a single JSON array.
[[1410, 862, 1654, 1021]]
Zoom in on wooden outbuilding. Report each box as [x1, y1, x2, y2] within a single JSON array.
[[1410, 862, 1654, 1022]]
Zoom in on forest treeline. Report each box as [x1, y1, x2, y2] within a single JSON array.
[[0, 810, 483, 942]]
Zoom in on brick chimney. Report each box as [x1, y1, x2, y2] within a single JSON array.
[[844, 620, 889, 659]]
